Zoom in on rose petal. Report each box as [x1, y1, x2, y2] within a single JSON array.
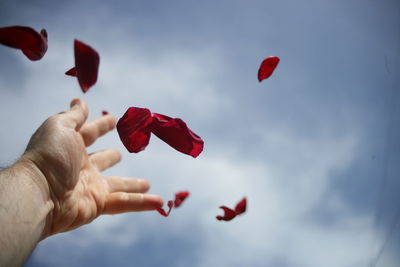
[[102, 110, 109, 116], [65, 67, 77, 77], [152, 113, 204, 158], [156, 200, 174, 217], [234, 197, 247, 215], [258, 56, 280, 82], [156, 207, 168, 216], [216, 206, 237, 221], [174, 191, 190, 208], [117, 107, 153, 153], [0, 26, 48, 61], [216, 197, 247, 221], [73, 39, 100, 93], [22, 29, 48, 61], [117, 108, 204, 157]]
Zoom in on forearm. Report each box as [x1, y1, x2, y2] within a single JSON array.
[[0, 156, 53, 266]]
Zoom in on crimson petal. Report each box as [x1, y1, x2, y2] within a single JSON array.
[[174, 191, 190, 208], [152, 113, 204, 158], [102, 110, 109, 116], [73, 39, 100, 93], [117, 107, 153, 153], [234, 197, 247, 215], [0, 26, 48, 61], [156, 200, 174, 217], [216, 206, 237, 221], [216, 197, 247, 221], [258, 56, 280, 82]]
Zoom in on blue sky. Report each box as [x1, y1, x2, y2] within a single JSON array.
[[0, 0, 399, 266]]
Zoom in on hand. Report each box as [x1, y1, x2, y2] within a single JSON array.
[[22, 98, 163, 237]]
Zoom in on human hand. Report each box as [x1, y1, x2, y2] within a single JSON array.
[[22, 99, 163, 238]]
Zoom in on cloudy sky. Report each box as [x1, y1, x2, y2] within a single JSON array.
[[1, 0, 399, 266]]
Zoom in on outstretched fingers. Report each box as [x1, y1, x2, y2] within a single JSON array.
[[80, 114, 117, 147], [102, 193, 163, 214]]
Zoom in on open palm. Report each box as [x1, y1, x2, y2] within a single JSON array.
[[23, 99, 163, 237]]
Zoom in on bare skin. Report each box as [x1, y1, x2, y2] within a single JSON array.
[[0, 99, 163, 266]]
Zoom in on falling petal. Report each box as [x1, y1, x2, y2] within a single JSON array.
[[157, 200, 174, 217], [234, 197, 247, 215], [216, 197, 247, 221], [258, 56, 280, 82], [174, 191, 190, 208], [73, 39, 100, 93], [216, 206, 237, 221], [152, 113, 204, 158], [0, 26, 48, 61], [117, 107, 153, 153]]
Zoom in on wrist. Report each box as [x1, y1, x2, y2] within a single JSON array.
[[0, 154, 55, 265], [14, 153, 55, 239]]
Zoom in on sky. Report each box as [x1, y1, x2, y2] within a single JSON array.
[[0, 0, 399, 266]]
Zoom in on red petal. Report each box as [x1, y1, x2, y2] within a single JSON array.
[[0, 26, 48, 61], [258, 56, 280, 82], [152, 113, 204, 158], [74, 39, 100, 93], [216, 206, 237, 221], [117, 107, 153, 153], [156, 200, 174, 217], [234, 197, 247, 215], [216, 197, 247, 221], [65, 67, 77, 77], [174, 191, 190, 208], [156, 207, 168, 216], [102, 110, 109, 116]]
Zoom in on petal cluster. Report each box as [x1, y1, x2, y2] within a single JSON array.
[[117, 108, 204, 158], [157, 200, 174, 217], [216, 197, 247, 221], [157, 191, 190, 217]]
